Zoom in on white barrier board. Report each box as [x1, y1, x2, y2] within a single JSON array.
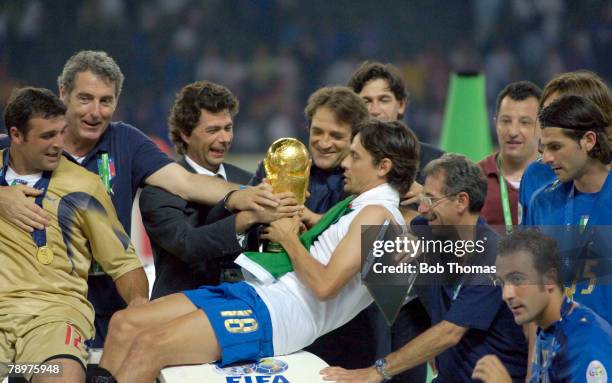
[[159, 351, 333, 383]]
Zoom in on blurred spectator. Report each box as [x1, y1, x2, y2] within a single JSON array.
[[0, 0, 608, 153]]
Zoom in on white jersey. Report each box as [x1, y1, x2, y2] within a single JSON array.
[[248, 183, 404, 355]]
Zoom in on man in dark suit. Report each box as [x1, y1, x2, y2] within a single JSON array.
[[139, 81, 295, 299]]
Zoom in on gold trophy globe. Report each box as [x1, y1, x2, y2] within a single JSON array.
[[264, 137, 311, 252]]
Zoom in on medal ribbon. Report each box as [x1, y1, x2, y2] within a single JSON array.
[[0, 150, 52, 248]]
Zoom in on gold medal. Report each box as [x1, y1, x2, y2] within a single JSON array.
[[36, 246, 54, 265]]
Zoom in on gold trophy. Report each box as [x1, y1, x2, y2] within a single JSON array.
[[264, 138, 311, 252]]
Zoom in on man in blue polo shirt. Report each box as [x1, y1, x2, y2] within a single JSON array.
[[519, 70, 611, 224], [322, 154, 527, 383], [524, 94, 612, 324], [473, 229, 612, 383], [0, 51, 279, 347]]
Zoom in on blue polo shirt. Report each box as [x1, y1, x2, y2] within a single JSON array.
[[75, 121, 173, 232], [80, 122, 172, 345], [412, 217, 528, 383]]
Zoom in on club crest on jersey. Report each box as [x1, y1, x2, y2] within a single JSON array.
[[97, 156, 116, 179]]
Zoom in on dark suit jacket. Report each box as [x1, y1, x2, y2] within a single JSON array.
[[139, 158, 252, 299], [418, 142, 445, 184]]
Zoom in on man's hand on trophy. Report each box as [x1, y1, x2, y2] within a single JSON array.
[[261, 216, 301, 244], [226, 183, 280, 212], [300, 207, 322, 229], [251, 192, 304, 224]]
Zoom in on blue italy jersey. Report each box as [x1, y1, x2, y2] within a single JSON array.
[[523, 171, 612, 324], [518, 160, 556, 224], [531, 299, 612, 383]]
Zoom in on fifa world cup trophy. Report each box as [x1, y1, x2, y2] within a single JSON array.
[[264, 138, 311, 252]]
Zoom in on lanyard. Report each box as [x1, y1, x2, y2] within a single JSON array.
[[496, 155, 514, 233], [0, 150, 52, 247]]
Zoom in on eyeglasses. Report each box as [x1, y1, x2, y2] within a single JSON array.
[[419, 193, 452, 207]]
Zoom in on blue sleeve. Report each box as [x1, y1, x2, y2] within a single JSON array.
[[0, 135, 9, 150], [248, 160, 266, 186], [444, 285, 504, 331], [127, 126, 173, 188], [519, 162, 541, 225]]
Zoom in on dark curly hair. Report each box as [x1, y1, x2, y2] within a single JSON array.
[[348, 61, 408, 118], [357, 119, 420, 195], [169, 81, 239, 155], [4, 87, 66, 137]]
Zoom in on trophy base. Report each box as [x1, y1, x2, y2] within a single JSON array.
[[265, 242, 284, 253]]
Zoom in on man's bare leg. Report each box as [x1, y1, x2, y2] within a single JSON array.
[[99, 293, 199, 374], [114, 307, 220, 383], [32, 358, 84, 383]]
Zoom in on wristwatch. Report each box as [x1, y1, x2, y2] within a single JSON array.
[[374, 358, 392, 381]]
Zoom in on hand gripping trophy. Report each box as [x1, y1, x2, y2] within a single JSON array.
[[263, 138, 311, 251]]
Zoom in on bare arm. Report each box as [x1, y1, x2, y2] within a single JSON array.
[[114, 268, 149, 306], [262, 205, 390, 300], [145, 163, 279, 210], [384, 320, 467, 375], [145, 162, 235, 203], [321, 320, 467, 382]]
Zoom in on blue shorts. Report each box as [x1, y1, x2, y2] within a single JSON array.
[[183, 282, 274, 366]]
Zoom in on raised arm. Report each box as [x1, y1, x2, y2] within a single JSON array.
[[321, 320, 467, 383], [262, 205, 391, 300], [145, 162, 280, 211]]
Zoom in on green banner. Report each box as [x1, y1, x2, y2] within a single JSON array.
[[440, 72, 493, 162]]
